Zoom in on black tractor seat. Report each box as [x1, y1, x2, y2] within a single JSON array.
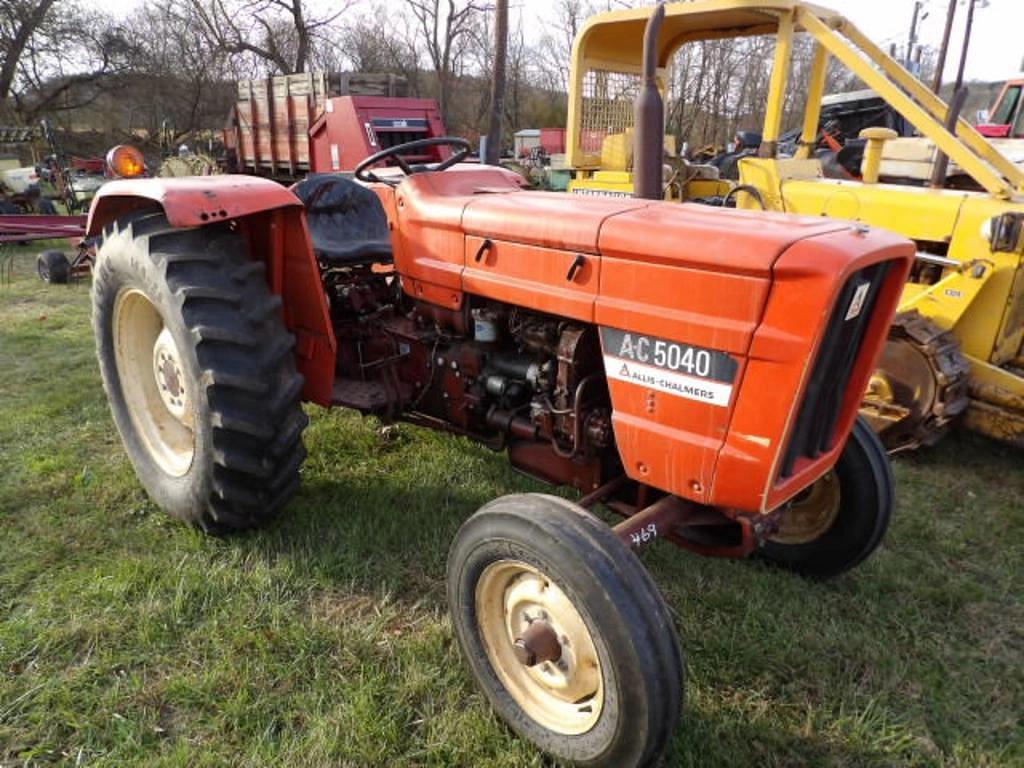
[[293, 174, 393, 266]]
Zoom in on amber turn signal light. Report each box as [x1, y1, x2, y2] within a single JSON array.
[[106, 145, 146, 178]]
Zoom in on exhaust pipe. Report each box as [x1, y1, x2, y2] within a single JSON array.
[[633, 3, 665, 200]]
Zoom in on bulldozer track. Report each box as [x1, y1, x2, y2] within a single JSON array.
[[866, 311, 971, 452]]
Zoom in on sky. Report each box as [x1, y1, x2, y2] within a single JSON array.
[[101, 0, 1024, 83], [840, 0, 1024, 82]]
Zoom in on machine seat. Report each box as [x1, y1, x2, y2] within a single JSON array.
[[293, 174, 393, 266]]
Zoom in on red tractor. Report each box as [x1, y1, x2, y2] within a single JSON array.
[[86, 82, 912, 768]]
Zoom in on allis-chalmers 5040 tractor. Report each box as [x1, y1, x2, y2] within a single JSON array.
[[566, 1, 1024, 453], [88, 74, 911, 768]]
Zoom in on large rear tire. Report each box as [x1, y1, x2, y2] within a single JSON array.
[[448, 494, 683, 767], [760, 416, 894, 578], [92, 212, 307, 532]]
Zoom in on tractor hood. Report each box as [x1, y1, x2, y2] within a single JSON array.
[[460, 190, 849, 277]]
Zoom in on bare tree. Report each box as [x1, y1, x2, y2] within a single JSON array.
[[533, 0, 591, 94], [505, 21, 530, 131], [333, 9, 422, 93], [660, 30, 868, 153], [0, 0, 58, 102], [119, 0, 234, 146], [405, 0, 481, 124], [187, 0, 354, 75], [1, 0, 135, 123]]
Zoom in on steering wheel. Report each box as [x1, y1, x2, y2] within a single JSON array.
[[354, 136, 472, 185]]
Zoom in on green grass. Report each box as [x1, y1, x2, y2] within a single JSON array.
[[1, 246, 1021, 767]]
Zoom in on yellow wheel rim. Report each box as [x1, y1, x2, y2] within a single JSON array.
[[866, 371, 895, 404], [476, 560, 603, 735], [113, 289, 195, 476], [768, 472, 842, 546]]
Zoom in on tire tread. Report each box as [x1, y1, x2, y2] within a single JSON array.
[[449, 494, 684, 767], [94, 213, 306, 532]]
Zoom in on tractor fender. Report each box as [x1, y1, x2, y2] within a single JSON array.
[[86, 175, 303, 235], [87, 175, 337, 407]]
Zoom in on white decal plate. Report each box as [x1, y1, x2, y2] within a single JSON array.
[[603, 355, 734, 407], [845, 281, 870, 321]]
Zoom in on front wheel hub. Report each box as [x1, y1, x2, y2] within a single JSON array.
[[153, 327, 190, 422], [476, 561, 603, 735], [767, 471, 841, 546], [513, 619, 562, 667]]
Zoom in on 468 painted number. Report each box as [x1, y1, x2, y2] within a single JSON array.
[[630, 523, 659, 548]]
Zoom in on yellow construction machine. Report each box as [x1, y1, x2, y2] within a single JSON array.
[[565, 0, 1024, 451]]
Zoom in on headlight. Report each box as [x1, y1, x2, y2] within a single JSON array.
[[984, 212, 1024, 253]]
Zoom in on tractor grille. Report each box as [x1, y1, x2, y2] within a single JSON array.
[[779, 261, 893, 479], [373, 118, 431, 152], [380, 131, 425, 148]]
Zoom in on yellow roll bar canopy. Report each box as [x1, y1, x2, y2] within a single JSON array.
[[566, 0, 1024, 199]]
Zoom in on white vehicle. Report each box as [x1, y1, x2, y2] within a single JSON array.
[[1, 166, 40, 194], [69, 171, 105, 197]]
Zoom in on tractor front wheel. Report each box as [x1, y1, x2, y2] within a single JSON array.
[[760, 416, 894, 578], [447, 494, 683, 767], [92, 212, 307, 532]]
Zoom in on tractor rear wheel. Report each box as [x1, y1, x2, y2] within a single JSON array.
[[37, 249, 70, 284], [448, 494, 683, 767], [92, 212, 307, 532], [760, 416, 893, 578]]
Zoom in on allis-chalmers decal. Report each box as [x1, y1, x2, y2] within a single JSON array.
[[600, 327, 738, 407]]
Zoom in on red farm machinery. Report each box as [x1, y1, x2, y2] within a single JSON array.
[[76, 7, 919, 766], [223, 72, 451, 179]]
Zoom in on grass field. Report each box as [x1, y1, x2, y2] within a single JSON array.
[[1, 246, 1021, 767]]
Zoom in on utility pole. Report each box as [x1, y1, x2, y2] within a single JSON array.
[[905, 0, 923, 69], [953, 0, 980, 93], [484, 0, 509, 166], [932, 0, 957, 93]]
